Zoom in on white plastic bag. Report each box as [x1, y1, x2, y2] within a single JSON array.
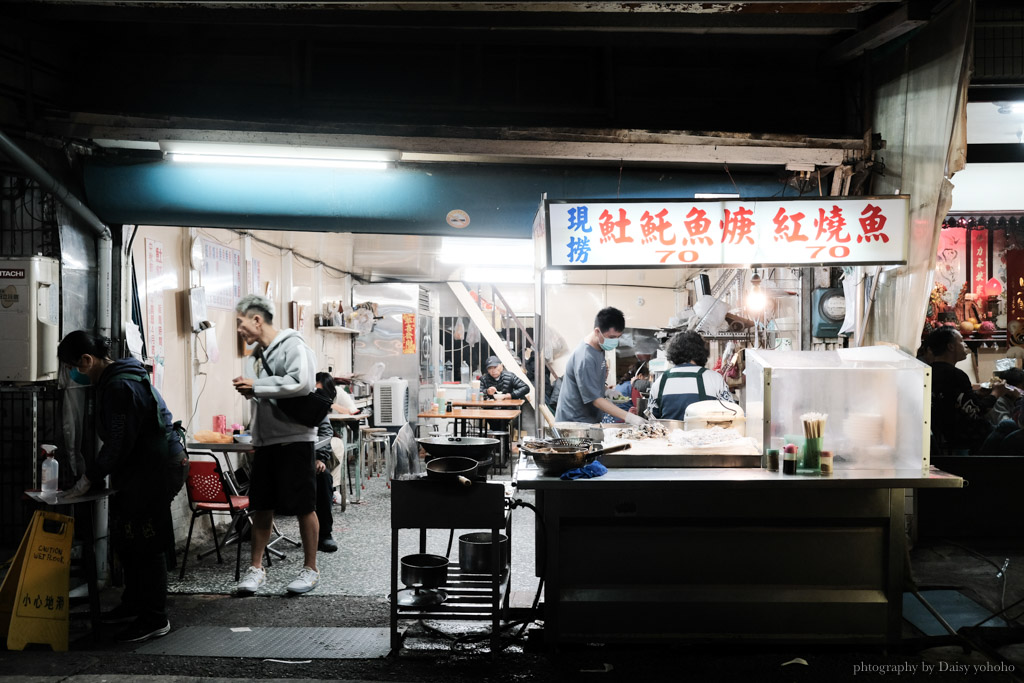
[[392, 422, 424, 479], [466, 320, 480, 345], [544, 328, 568, 360], [453, 318, 466, 341]]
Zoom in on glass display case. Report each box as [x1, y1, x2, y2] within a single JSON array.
[[744, 347, 930, 470]]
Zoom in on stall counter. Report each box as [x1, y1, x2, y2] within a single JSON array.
[[515, 461, 962, 645]]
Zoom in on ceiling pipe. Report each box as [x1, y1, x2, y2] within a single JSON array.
[[0, 130, 113, 337]]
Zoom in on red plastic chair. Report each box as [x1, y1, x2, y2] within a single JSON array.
[[179, 456, 252, 582]]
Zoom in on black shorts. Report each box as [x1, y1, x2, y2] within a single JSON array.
[[248, 441, 316, 515]]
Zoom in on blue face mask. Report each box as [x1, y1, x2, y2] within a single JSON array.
[[599, 334, 620, 352], [70, 368, 91, 385]]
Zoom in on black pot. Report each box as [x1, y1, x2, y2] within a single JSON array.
[[400, 553, 449, 589], [425, 456, 479, 483], [417, 436, 499, 462], [458, 532, 509, 575]]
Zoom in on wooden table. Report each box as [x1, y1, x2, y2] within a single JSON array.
[[448, 400, 525, 453], [417, 408, 520, 437], [449, 398, 525, 409]]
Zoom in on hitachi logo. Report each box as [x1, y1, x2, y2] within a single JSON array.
[[0, 269, 26, 278]]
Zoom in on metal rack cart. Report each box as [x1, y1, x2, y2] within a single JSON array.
[[390, 479, 511, 655]]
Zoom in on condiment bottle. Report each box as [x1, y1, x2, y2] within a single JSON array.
[[782, 444, 798, 475], [41, 444, 59, 492], [766, 449, 780, 472], [820, 450, 834, 475]]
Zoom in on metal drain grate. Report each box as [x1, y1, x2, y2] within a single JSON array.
[[135, 626, 391, 659]]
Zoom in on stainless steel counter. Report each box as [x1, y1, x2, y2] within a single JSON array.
[[515, 460, 963, 490], [514, 459, 963, 646]]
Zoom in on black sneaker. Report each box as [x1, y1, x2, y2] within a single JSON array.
[[101, 603, 139, 624], [117, 618, 171, 643], [318, 537, 338, 553]]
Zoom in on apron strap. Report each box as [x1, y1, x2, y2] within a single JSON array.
[[654, 366, 708, 418]]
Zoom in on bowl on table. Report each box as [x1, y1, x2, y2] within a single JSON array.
[[233, 434, 253, 444]]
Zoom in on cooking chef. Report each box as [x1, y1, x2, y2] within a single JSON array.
[[555, 307, 647, 426]]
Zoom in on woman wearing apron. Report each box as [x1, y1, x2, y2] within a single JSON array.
[[651, 330, 734, 421]]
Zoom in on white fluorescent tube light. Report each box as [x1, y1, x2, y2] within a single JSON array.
[[160, 141, 399, 167], [439, 238, 533, 266], [461, 266, 536, 284], [166, 153, 389, 170]]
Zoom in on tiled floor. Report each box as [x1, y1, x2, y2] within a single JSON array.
[[169, 471, 539, 599]]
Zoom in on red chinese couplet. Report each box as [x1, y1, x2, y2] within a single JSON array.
[[401, 313, 416, 355], [971, 229, 989, 297]]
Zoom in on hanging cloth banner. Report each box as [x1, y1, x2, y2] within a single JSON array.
[[545, 196, 909, 268], [971, 228, 989, 298]]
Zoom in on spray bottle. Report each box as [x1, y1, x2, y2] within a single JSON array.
[[40, 444, 59, 492]]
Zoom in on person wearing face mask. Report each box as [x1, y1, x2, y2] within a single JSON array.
[[555, 307, 647, 426], [56, 330, 188, 643], [925, 327, 1004, 454]]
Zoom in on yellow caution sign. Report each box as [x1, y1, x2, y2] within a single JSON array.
[[0, 510, 75, 651]]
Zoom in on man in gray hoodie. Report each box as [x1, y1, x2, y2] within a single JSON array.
[[232, 294, 320, 595]]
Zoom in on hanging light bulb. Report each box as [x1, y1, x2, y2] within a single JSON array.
[[986, 277, 1003, 296], [746, 272, 766, 313]]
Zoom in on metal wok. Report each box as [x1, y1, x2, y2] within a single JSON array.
[[522, 442, 632, 476], [425, 456, 479, 486], [417, 436, 499, 461]]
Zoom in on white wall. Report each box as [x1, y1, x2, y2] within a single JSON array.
[[130, 225, 353, 548], [544, 283, 680, 378], [950, 163, 1024, 212]]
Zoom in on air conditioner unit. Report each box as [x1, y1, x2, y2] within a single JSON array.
[[373, 377, 409, 427]]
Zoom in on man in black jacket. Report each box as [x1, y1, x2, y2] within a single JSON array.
[[480, 356, 530, 401]]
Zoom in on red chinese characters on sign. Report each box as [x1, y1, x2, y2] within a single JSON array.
[[640, 209, 674, 246], [815, 205, 851, 243], [599, 208, 633, 244], [857, 204, 889, 243], [550, 198, 905, 267], [721, 207, 755, 245], [401, 313, 416, 355], [682, 207, 713, 246], [772, 207, 808, 243], [971, 229, 989, 298]]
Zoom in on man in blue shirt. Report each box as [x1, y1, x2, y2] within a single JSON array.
[[555, 307, 647, 426]]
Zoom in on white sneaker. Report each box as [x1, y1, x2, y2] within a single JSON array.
[[236, 566, 266, 594], [286, 566, 319, 594]]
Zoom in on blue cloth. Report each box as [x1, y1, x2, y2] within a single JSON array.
[[560, 460, 608, 480]]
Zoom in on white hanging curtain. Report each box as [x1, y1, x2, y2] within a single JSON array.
[[864, 0, 973, 352]]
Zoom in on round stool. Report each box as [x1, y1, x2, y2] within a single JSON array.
[[360, 428, 392, 483]]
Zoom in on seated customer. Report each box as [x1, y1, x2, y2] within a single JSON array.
[[314, 373, 341, 553], [651, 330, 733, 421], [924, 327, 1004, 454], [986, 368, 1024, 427], [480, 356, 530, 401]]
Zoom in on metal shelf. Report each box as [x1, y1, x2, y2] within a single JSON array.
[[317, 326, 360, 334]]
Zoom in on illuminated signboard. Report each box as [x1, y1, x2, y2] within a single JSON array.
[[546, 197, 908, 268]]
